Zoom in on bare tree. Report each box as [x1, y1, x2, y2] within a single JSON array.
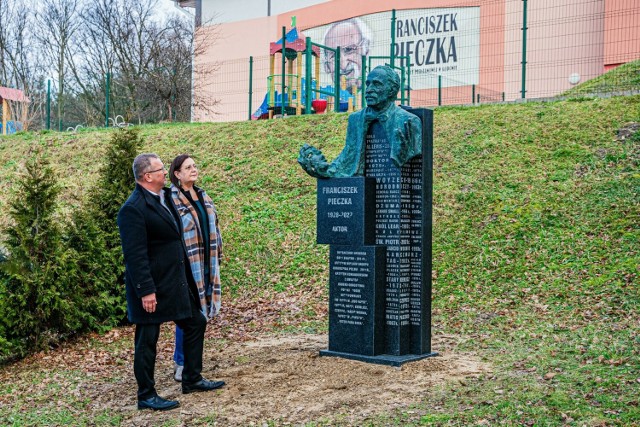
[[81, 0, 164, 124], [1, 0, 222, 128], [36, 0, 81, 131], [67, 0, 219, 125], [144, 11, 222, 122], [132, 11, 221, 122], [8, 92, 45, 132], [141, 16, 217, 122]]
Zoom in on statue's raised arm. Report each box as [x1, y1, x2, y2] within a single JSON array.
[[297, 65, 422, 179]]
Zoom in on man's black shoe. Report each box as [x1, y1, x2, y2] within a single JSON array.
[[182, 379, 226, 394], [137, 395, 180, 411]]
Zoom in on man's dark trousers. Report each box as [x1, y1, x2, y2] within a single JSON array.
[[134, 301, 207, 400]]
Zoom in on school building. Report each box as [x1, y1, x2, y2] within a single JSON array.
[[173, 0, 640, 122]]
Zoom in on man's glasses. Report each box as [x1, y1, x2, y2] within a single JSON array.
[[325, 39, 365, 61], [145, 167, 166, 175]]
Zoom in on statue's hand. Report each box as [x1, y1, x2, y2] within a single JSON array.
[[298, 144, 330, 178], [395, 120, 414, 148], [392, 119, 421, 168]]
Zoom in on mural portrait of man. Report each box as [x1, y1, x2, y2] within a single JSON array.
[[323, 18, 372, 90]]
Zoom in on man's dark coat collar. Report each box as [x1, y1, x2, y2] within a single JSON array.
[[135, 183, 179, 233]]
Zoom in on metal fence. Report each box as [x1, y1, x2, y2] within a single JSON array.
[[3, 0, 637, 131], [198, 0, 639, 122]]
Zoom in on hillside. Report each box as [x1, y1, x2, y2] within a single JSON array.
[[562, 59, 640, 97], [0, 95, 638, 425]]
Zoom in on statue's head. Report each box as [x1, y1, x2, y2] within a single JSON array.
[[364, 65, 400, 111]]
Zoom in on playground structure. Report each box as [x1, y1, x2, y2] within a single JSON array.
[[65, 115, 132, 132], [253, 26, 361, 120], [108, 115, 132, 128], [0, 86, 28, 135], [251, 25, 412, 120]]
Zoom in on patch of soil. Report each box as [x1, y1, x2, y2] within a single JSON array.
[[616, 122, 639, 141], [0, 326, 490, 426], [115, 331, 487, 426]]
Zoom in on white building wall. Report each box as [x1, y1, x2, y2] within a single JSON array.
[[202, 0, 329, 24]]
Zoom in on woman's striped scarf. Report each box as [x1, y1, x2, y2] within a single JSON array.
[[170, 184, 223, 319]]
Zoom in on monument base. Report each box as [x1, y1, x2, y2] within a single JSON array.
[[319, 349, 439, 367]]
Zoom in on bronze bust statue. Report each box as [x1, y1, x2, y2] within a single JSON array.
[[298, 65, 422, 178]]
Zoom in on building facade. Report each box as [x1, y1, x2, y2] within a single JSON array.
[[175, 0, 640, 122]]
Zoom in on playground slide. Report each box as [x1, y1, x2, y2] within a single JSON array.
[[0, 120, 22, 135], [252, 85, 355, 120], [252, 93, 269, 120]]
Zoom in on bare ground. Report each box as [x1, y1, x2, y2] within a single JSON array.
[[0, 325, 490, 426]]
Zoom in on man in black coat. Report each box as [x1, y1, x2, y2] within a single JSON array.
[[117, 153, 225, 411]]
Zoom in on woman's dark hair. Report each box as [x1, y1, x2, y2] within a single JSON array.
[[169, 154, 192, 187]]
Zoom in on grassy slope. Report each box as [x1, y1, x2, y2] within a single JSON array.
[[562, 59, 640, 96], [423, 98, 639, 425], [0, 95, 638, 425]]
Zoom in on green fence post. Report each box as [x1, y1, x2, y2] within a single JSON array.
[[305, 37, 312, 114], [390, 9, 396, 68], [105, 72, 110, 128], [334, 47, 340, 112], [438, 75, 442, 106], [281, 26, 286, 115], [407, 61, 411, 106], [521, 0, 528, 99], [248, 56, 253, 120], [472, 84, 476, 104], [46, 80, 51, 130], [400, 66, 405, 105], [361, 54, 367, 108]]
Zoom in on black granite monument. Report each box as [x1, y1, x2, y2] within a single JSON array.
[[298, 65, 436, 366]]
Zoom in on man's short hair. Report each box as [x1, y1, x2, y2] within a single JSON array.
[[372, 65, 400, 97], [133, 153, 160, 181]]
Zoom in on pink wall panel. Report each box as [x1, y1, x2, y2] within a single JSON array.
[[604, 0, 640, 67], [505, 0, 604, 100]]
